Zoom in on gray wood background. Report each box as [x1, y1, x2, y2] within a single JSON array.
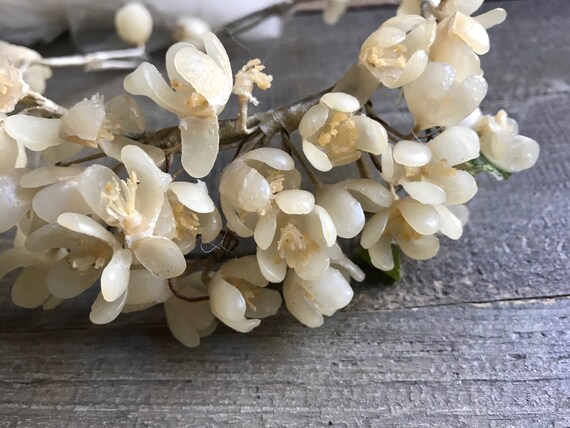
[[1, 0, 569, 426]]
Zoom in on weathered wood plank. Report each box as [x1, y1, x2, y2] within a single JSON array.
[[0, 298, 568, 427]]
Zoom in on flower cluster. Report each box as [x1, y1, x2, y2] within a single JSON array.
[[0, 0, 539, 347]]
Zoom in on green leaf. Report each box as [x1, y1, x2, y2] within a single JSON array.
[[462, 155, 512, 181], [354, 245, 402, 283]]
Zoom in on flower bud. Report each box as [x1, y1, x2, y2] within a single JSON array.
[[114, 2, 153, 46]]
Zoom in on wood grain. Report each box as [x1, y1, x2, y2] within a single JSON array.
[[0, 0, 569, 426]]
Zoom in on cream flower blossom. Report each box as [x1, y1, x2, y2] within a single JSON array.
[[254, 189, 337, 283], [25, 213, 131, 311], [124, 34, 233, 178], [0, 53, 28, 113], [220, 148, 301, 237], [114, 2, 153, 46], [361, 197, 441, 270], [78, 145, 185, 278], [323, 0, 349, 25], [0, 168, 37, 233], [0, 229, 63, 309], [232, 59, 273, 107], [209, 256, 282, 333], [156, 180, 223, 255], [5, 94, 162, 166], [300, 92, 387, 171], [387, 126, 480, 205], [474, 109, 540, 172], [0, 41, 52, 94], [165, 272, 217, 347], [283, 245, 364, 328], [317, 179, 394, 239], [359, 15, 436, 89], [403, 61, 487, 130]]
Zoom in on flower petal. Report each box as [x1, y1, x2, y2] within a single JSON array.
[[46, 256, 100, 299], [101, 249, 132, 302], [32, 180, 92, 224], [0, 169, 35, 233], [320, 92, 360, 113], [429, 126, 480, 166], [19, 166, 82, 189], [302, 139, 333, 172], [209, 275, 260, 333], [169, 180, 215, 213], [299, 104, 329, 139], [257, 241, 287, 283], [353, 115, 388, 155], [360, 210, 389, 249], [131, 236, 186, 278], [393, 140, 432, 167], [180, 115, 219, 178], [274, 190, 315, 215], [402, 181, 446, 205], [253, 207, 278, 250], [283, 271, 323, 328], [57, 212, 117, 247], [398, 198, 440, 235], [90, 290, 128, 324], [12, 267, 51, 308], [435, 204, 463, 240], [369, 235, 394, 271], [396, 234, 440, 260], [5, 115, 62, 151], [317, 185, 364, 239]]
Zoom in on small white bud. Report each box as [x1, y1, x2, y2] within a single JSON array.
[[114, 2, 153, 46]]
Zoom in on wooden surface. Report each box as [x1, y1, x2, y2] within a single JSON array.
[[1, 1, 569, 426]]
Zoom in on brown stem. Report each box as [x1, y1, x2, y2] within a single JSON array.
[[357, 157, 372, 179], [168, 279, 210, 303], [369, 153, 383, 174], [56, 151, 106, 166]]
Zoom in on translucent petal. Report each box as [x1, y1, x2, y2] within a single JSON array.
[[393, 140, 432, 167], [5, 115, 62, 151], [360, 210, 389, 249], [292, 248, 330, 281], [101, 249, 132, 302], [299, 103, 329, 139], [244, 287, 282, 319], [429, 126, 480, 166], [0, 128, 19, 170], [402, 181, 446, 205], [474, 8, 507, 30], [302, 140, 333, 172], [180, 115, 219, 179], [105, 95, 146, 134], [57, 212, 117, 247], [242, 147, 295, 171], [32, 180, 92, 224], [449, 12, 490, 55], [165, 302, 201, 347], [344, 179, 394, 211], [432, 170, 477, 205], [317, 185, 364, 239], [398, 198, 440, 235], [387, 50, 428, 88], [396, 234, 440, 260], [169, 180, 215, 213], [60, 97, 105, 144], [198, 209, 222, 243], [305, 205, 337, 247], [283, 272, 323, 328], [435, 204, 463, 240], [275, 190, 315, 215], [299, 267, 353, 315], [77, 165, 119, 223], [19, 166, 82, 189], [131, 236, 186, 278], [362, 26, 406, 49], [220, 255, 268, 288], [257, 242, 287, 283], [369, 235, 394, 271], [123, 62, 188, 117], [353, 115, 388, 155], [253, 207, 278, 250], [209, 276, 260, 333], [90, 290, 128, 324], [125, 269, 171, 305], [320, 92, 360, 113], [202, 32, 233, 91], [114, 2, 153, 45]]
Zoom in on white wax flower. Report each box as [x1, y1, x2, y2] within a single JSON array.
[[220, 147, 301, 237], [209, 256, 282, 333], [475, 110, 540, 172], [361, 197, 443, 270], [4, 94, 162, 165], [173, 16, 211, 50], [0, 40, 52, 94], [114, 2, 154, 46], [232, 58, 273, 107], [323, 0, 349, 25], [388, 126, 480, 206], [403, 62, 488, 130], [0, 53, 28, 114], [78, 145, 186, 279], [299, 92, 387, 171], [156, 180, 223, 255], [317, 179, 394, 239], [124, 34, 233, 178], [283, 244, 363, 328], [359, 15, 436, 89], [0, 223, 64, 310], [254, 190, 337, 283], [165, 272, 217, 347]]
